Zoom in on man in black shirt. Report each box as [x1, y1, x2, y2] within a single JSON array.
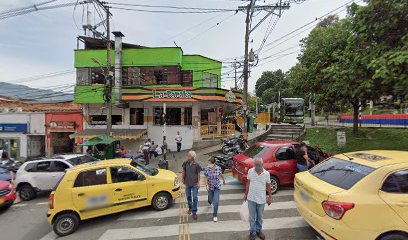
[[182, 151, 202, 220]]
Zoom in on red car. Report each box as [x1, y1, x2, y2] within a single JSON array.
[[0, 167, 16, 209], [232, 141, 328, 194]]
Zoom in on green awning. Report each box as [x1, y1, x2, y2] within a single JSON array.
[[80, 135, 119, 146]]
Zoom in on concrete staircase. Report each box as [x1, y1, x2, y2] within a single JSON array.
[[265, 124, 305, 141]]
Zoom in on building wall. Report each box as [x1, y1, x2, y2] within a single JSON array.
[[0, 112, 45, 160], [181, 55, 222, 88]]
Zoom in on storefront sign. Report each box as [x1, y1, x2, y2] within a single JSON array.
[[225, 90, 236, 103], [152, 90, 192, 99], [49, 121, 75, 130], [0, 124, 28, 133]]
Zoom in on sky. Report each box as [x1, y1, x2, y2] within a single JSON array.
[[0, 0, 355, 94]]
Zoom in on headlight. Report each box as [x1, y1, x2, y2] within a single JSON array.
[[174, 177, 179, 186]]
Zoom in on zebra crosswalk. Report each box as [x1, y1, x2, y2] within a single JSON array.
[[40, 174, 317, 240]]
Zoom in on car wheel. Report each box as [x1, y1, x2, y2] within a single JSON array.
[[53, 213, 79, 236], [19, 184, 36, 201], [270, 176, 280, 195], [379, 233, 408, 240], [152, 192, 171, 211]]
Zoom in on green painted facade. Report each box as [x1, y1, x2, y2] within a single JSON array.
[[74, 47, 223, 103]]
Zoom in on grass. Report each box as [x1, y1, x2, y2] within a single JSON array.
[[304, 127, 408, 154]]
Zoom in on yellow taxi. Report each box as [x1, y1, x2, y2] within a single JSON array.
[[46, 159, 180, 236], [295, 150, 408, 240]]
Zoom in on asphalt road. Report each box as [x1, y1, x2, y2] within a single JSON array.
[[0, 174, 319, 240]]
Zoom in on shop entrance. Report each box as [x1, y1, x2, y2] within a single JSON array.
[[51, 132, 74, 154]]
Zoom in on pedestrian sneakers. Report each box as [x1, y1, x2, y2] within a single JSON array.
[[249, 234, 256, 240], [192, 214, 198, 220], [187, 208, 192, 215], [257, 231, 266, 240], [213, 217, 218, 222]]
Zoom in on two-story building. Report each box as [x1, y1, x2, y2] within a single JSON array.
[[72, 35, 242, 152]]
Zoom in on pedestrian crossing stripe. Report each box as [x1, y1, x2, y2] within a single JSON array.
[[98, 217, 308, 240], [119, 198, 297, 221]]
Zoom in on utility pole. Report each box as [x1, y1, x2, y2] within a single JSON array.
[[238, 0, 290, 136], [94, 0, 112, 136]]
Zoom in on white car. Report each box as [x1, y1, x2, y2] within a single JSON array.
[[15, 155, 99, 201]]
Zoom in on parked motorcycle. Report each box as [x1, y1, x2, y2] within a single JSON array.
[[0, 158, 22, 173], [213, 154, 234, 173], [221, 135, 249, 155]]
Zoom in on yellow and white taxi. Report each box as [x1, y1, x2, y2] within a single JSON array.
[[47, 159, 180, 236], [295, 150, 408, 240]]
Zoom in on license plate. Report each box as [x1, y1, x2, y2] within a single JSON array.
[[300, 191, 310, 202]]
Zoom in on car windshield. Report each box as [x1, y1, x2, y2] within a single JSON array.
[[66, 155, 99, 166], [130, 161, 158, 176], [243, 145, 270, 159], [310, 157, 375, 190]]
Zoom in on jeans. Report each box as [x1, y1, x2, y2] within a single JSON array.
[[297, 163, 308, 172], [185, 184, 198, 214], [207, 188, 220, 217], [177, 142, 182, 152], [248, 200, 265, 236]]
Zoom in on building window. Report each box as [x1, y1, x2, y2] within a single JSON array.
[[184, 107, 192, 125], [112, 115, 123, 125], [154, 107, 181, 125], [182, 71, 193, 86], [122, 67, 141, 86], [77, 68, 90, 85], [90, 68, 106, 84], [201, 108, 216, 125], [140, 66, 181, 85], [202, 72, 218, 88], [89, 115, 107, 125], [130, 108, 144, 125]]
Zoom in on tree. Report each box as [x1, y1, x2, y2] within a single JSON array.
[[254, 69, 287, 104], [288, 0, 408, 134]]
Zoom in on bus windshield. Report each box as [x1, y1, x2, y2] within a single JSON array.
[[284, 100, 304, 116]]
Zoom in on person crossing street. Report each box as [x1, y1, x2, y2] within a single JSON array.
[[204, 157, 226, 222], [181, 151, 202, 220], [243, 158, 273, 240]]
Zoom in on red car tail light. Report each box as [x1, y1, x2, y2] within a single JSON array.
[[49, 193, 55, 209], [322, 201, 354, 220]]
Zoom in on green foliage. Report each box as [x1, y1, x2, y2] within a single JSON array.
[[305, 127, 408, 154], [254, 70, 286, 103], [286, 0, 408, 134]]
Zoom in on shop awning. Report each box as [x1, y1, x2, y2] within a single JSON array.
[[70, 129, 147, 140], [80, 135, 118, 146]]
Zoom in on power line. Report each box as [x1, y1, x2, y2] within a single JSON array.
[[108, 2, 237, 12], [110, 6, 235, 14]]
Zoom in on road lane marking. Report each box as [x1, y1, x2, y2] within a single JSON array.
[[119, 200, 296, 221], [99, 216, 308, 240], [39, 231, 58, 240], [36, 202, 49, 205], [11, 203, 27, 207]]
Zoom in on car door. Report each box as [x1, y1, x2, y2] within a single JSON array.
[[71, 167, 114, 219], [50, 161, 70, 189], [34, 161, 56, 190], [379, 169, 408, 224], [109, 166, 148, 212], [274, 147, 298, 185]]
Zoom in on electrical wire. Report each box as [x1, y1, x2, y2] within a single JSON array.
[[110, 6, 236, 14], [108, 2, 237, 12]]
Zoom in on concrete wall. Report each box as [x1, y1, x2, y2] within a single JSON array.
[[148, 125, 194, 151]]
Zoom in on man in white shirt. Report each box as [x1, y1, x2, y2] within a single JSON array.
[[243, 158, 272, 240], [175, 131, 182, 152]]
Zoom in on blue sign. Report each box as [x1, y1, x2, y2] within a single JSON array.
[[0, 124, 28, 133]]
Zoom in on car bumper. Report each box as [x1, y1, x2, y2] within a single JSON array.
[[232, 167, 247, 184], [0, 188, 16, 208], [47, 211, 53, 224], [171, 185, 180, 200], [294, 192, 374, 240]]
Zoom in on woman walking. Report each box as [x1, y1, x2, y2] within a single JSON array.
[[204, 158, 226, 222]]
